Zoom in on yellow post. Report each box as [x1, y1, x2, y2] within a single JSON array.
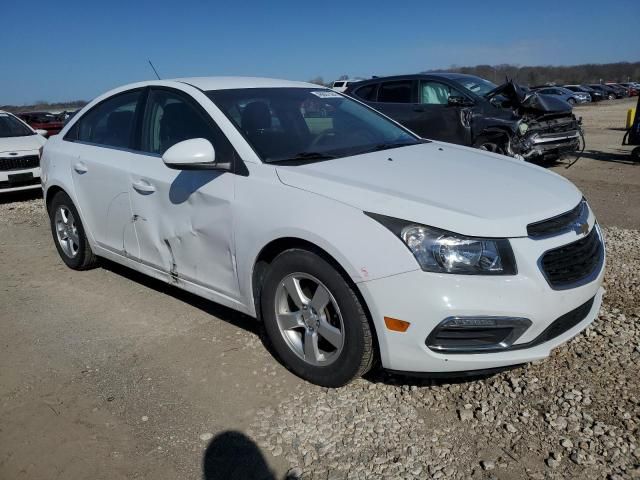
[[627, 108, 637, 129]]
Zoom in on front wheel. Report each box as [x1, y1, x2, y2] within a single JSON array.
[[567, 98, 576, 105], [260, 249, 374, 387]]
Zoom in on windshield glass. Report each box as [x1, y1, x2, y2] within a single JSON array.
[[455, 76, 497, 97], [206, 88, 420, 163], [0, 113, 34, 138]]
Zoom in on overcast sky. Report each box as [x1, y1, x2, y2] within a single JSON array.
[[1, 0, 638, 104]]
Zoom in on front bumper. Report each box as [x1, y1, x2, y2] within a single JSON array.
[[0, 150, 42, 193], [358, 224, 605, 373]]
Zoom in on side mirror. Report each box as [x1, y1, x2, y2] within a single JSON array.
[[35, 129, 48, 137], [448, 96, 473, 107], [162, 138, 225, 170]]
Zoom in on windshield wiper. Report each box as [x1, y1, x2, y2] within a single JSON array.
[[269, 152, 337, 164]]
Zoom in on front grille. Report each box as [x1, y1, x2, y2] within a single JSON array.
[[540, 226, 603, 289], [0, 155, 40, 172], [527, 199, 588, 238]]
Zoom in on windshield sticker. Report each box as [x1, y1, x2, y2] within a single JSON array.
[[310, 90, 342, 99]]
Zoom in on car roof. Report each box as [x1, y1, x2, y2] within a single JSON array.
[[174, 76, 320, 91]]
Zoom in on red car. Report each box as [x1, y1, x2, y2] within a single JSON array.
[[17, 111, 64, 136]]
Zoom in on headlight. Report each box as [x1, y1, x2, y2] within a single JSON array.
[[365, 213, 517, 275], [518, 122, 529, 135]]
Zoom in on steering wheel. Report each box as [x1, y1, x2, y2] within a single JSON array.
[[310, 128, 339, 149]]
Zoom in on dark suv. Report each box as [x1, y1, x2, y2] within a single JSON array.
[[345, 73, 582, 162]]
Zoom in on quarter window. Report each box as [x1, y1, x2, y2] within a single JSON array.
[[378, 81, 412, 103], [74, 90, 141, 148]]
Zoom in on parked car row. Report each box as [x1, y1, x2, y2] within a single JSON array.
[[343, 73, 583, 162]]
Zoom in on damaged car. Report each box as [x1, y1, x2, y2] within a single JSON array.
[[345, 73, 583, 162], [41, 77, 604, 387]]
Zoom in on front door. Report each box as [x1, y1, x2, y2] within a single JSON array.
[[68, 89, 143, 254], [127, 87, 239, 299], [415, 80, 471, 144]]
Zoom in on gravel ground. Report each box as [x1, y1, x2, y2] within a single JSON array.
[[247, 226, 640, 480]]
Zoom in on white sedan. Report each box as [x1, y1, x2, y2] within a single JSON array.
[[41, 77, 605, 387], [0, 111, 47, 192]]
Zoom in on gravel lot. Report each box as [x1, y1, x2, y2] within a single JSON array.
[[0, 99, 638, 480]]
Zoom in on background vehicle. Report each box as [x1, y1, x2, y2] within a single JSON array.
[[345, 73, 582, 161], [564, 85, 604, 102], [605, 83, 629, 98], [17, 111, 64, 136], [617, 83, 638, 96], [331, 79, 358, 93], [587, 84, 617, 100], [0, 110, 47, 192], [532, 86, 589, 105], [42, 77, 604, 387]]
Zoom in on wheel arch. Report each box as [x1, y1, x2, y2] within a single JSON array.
[[45, 184, 68, 212], [251, 236, 380, 363]]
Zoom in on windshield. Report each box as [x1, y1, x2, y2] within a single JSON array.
[[206, 88, 420, 163], [455, 76, 498, 97], [0, 113, 34, 138]]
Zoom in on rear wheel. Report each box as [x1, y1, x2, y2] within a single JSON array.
[[260, 249, 374, 387], [48, 191, 97, 270]]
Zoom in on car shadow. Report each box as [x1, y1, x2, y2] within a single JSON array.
[[0, 189, 42, 205], [99, 258, 519, 388], [363, 364, 523, 387], [99, 258, 261, 336], [203, 431, 298, 480], [578, 149, 637, 165]]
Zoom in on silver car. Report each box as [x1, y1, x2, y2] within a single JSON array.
[[535, 87, 590, 105]]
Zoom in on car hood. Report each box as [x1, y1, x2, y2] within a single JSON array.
[[0, 134, 44, 154], [486, 80, 572, 114], [275, 142, 582, 238]]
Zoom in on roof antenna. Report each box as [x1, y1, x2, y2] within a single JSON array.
[[148, 60, 161, 80]]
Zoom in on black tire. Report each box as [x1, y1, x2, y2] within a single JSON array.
[[48, 191, 98, 270], [567, 98, 576, 105], [260, 249, 374, 387], [632, 147, 640, 162], [473, 135, 507, 155]]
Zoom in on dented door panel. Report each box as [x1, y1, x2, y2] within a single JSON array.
[[126, 156, 238, 299]]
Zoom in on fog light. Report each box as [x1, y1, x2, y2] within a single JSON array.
[[426, 316, 531, 353]]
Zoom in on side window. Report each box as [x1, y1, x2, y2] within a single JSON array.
[[420, 81, 463, 105], [354, 84, 378, 101], [74, 90, 141, 148], [141, 89, 233, 162], [378, 81, 412, 103]]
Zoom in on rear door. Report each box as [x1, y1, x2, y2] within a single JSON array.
[[126, 87, 239, 298], [66, 89, 143, 254], [364, 80, 424, 134]]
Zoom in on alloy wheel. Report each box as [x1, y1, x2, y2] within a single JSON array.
[[274, 273, 345, 366], [54, 205, 80, 258]]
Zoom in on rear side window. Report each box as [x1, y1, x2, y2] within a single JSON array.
[[70, 90, 141, 148], [378, 81, 412, 103], [354, 84, 378, 101]]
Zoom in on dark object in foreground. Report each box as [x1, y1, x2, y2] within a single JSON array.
[[345, 74, 582, 162], [623, 96, 640, 161]]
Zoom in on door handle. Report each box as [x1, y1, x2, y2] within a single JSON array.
[[73, 161, 88, 174], [132, 179, 156, 194]]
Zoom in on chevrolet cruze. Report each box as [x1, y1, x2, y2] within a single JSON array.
[[41, 77, 605, 387]]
